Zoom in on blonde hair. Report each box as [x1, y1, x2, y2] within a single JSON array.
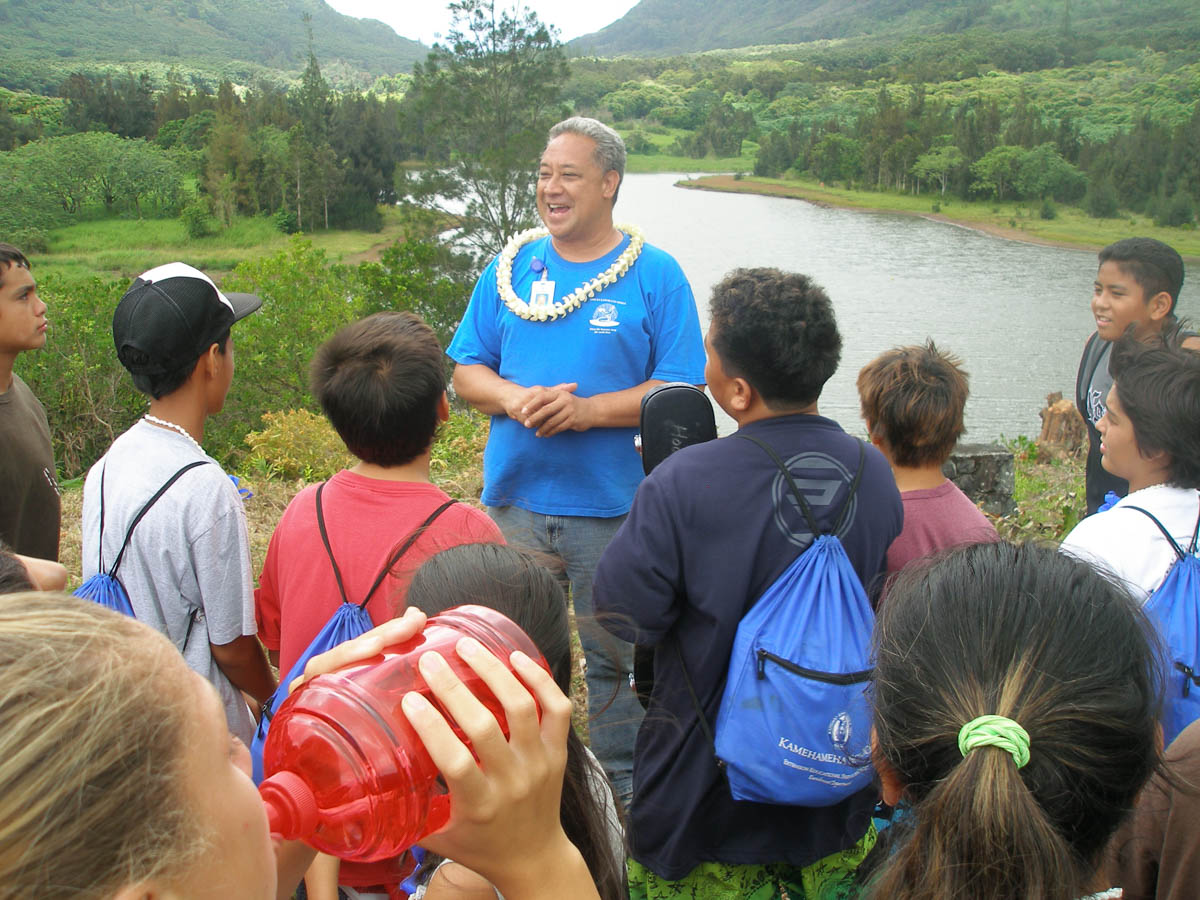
[[0, 592, 203, 898]]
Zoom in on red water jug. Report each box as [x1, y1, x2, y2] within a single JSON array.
[[259, 604, 548, 860]]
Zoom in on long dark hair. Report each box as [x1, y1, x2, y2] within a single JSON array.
[[406, 542, 627, 900], [868, 541, 1162, 899]]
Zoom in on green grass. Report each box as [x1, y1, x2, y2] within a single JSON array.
[[624, 126, 757, 174], [679, 175, 1200, 258], [38, 205, 415, 283]]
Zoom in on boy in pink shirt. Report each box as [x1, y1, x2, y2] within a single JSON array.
[[858, 340, 998, 593]]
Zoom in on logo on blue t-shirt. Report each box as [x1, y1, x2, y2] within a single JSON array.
[[589, 302, 620, 328]]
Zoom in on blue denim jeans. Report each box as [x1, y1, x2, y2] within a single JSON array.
[[488, 505, 641, 806]]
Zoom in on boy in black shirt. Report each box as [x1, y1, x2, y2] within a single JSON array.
[[1077, 238, 1200, 515]]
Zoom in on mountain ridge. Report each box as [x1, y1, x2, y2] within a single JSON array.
[[0, 0, 426, 90], [569, 0, 1200, 58]]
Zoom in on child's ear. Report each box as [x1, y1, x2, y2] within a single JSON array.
[[872, 728, 905, 807], [729, 376, 754, 412], [863, 419, 884, 449], [202, 342, 222, 379], [437, 391, 450, 423], [1147, 290, 1172, 323]]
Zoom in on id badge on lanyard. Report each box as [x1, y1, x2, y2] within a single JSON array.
[[529, 257, 554, 310]]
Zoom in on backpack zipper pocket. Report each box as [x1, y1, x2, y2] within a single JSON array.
[[756, 648, 872, 685]]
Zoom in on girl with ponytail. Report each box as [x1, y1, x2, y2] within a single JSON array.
[[867, 540, 1162, 900]]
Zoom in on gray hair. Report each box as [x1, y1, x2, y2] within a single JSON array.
[[547, 117, 626, 206]]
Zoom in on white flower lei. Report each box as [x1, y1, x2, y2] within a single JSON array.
[[496, 224, 645, 321]]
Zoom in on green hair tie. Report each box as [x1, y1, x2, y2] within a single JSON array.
[[958, 715, 1031, 769]]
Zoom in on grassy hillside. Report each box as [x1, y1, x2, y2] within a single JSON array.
[[570, 0, 1200, 57], [0, 0, 426, 91]]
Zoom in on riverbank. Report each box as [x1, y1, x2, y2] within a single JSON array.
[[676, 174, 1200, 260]]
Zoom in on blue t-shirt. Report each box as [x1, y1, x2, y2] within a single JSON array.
[[593, 414, 904, 878], [448, 234, 706, 517]]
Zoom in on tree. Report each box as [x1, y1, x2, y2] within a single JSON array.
[[810, 133, 863, 187], [970, 145, 1027, 201], [1014, 143, 1085, 201], [1084, 175, 1120, 219], [911, 145, 964, 196], [399, 0, 568, 260]]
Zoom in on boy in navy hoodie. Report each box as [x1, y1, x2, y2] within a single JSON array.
[[593, 268, 902, 898]]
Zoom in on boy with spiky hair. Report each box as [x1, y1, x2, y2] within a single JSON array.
[[83, 262, 276, 744], [0, 243, 59, 560], [594, 268, 902, 897], [857, 340, 997, 582], [1077, 237, 1200, 515], [1062, 334, 1200, 601]]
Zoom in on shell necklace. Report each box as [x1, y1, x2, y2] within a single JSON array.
[[143, 414, 205, 456], [496, 224, 644, 321]]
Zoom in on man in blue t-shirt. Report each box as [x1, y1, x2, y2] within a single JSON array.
[[447, 116, 706, 804], [593, 268, 903, 896]]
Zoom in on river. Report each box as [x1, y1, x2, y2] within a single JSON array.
[[615, 173, 1198, 441]]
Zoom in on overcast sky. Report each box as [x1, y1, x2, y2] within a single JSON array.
[[323, 0, 640, 46]]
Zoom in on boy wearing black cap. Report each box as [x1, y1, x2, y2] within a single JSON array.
[[81, 262, 276, 743], [1077, 238, 1200, 515]]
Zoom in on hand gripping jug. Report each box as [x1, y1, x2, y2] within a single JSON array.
[[258, 604, 548, 859]]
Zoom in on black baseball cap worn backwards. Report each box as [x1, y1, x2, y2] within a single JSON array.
[[114, 262, 262, 376]]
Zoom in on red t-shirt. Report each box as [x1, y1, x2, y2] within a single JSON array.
[[256, 470, 504, 675], [255, 471, 503, 890]]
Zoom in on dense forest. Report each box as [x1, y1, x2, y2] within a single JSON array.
[[564, 19, 1200, 223]]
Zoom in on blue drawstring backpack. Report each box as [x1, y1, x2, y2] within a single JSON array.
[[1131, 504, 1200, 747], [683, 434, 874, 807], [251, 485, 456, 784], [75, 461, 210, 620]]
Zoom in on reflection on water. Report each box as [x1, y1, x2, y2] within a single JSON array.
[[617, 173, 1197, 441]]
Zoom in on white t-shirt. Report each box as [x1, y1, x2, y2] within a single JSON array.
[[82, 420, 258, 742], [1060, 484, 1200, 602]]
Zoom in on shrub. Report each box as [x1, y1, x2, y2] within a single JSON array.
[[244, 409, 353, 481], [7, 227, 49, 254], [1156, 191, 1195, 228], [625, 131, 657, 155], [272, 208, 298, 234], [430, 407, 489, 501], [180, 199, 215, 238], [1039, 198, 1057, 220]]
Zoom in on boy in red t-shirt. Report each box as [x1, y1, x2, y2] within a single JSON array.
[[255, 311, 502, 900]]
